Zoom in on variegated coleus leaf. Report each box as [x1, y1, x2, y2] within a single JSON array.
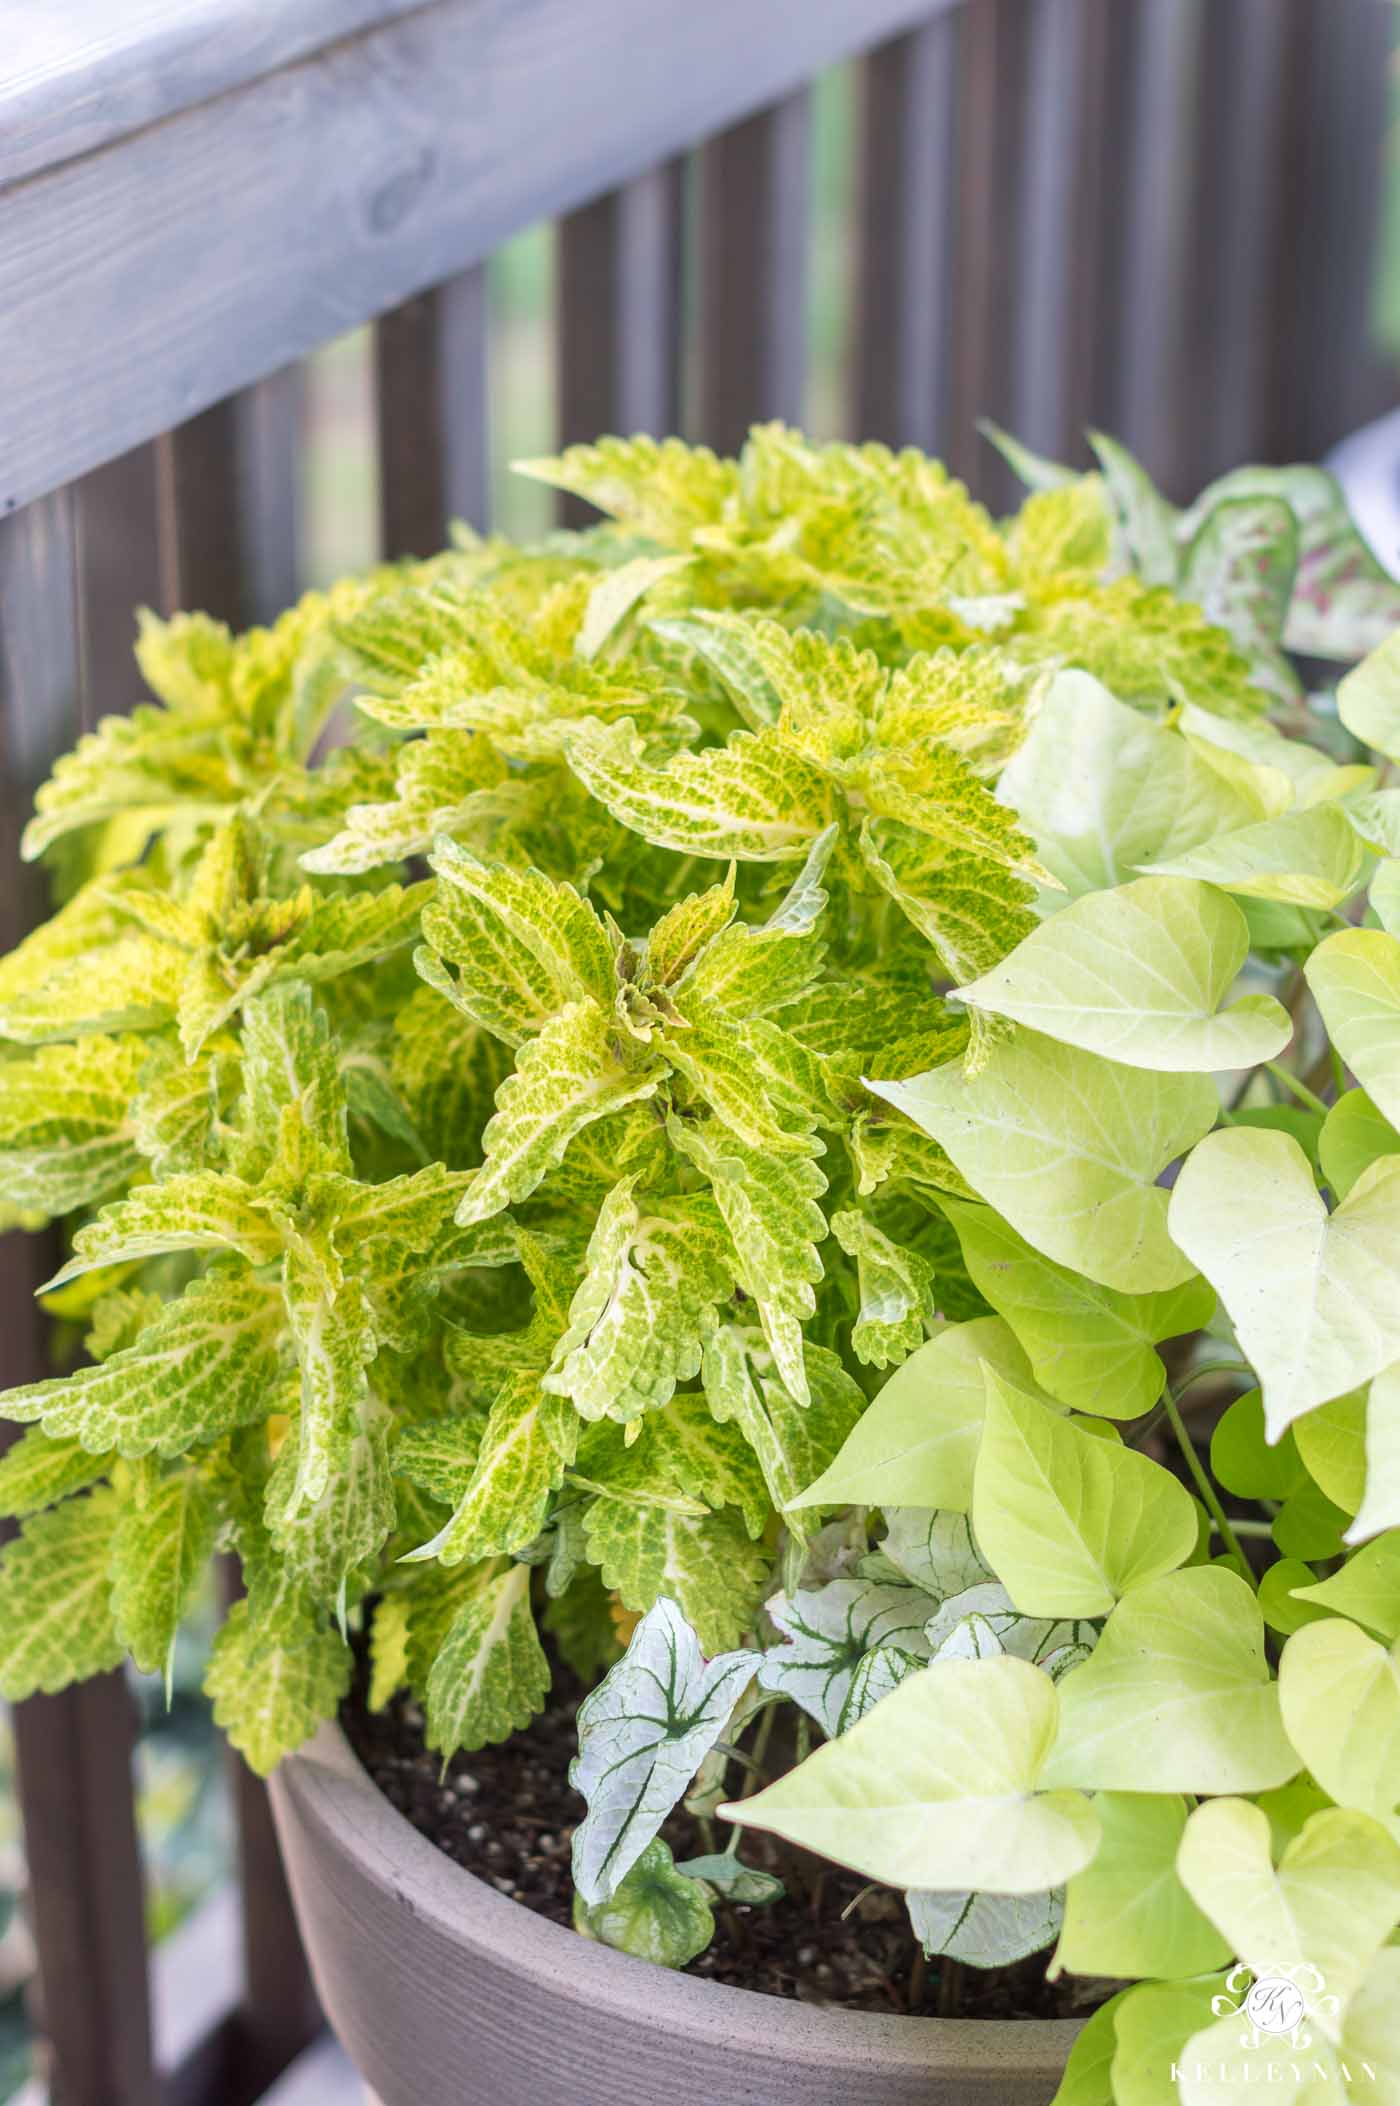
[[403, 1373, 578, 1568], [205, 1596, 351, 1776], [583, 1484, 770, 1656], [423, 1557, 550, 1760], [0, 1491, 124, 1698], [829, 1207, 937, 1368], [541, 1178, 735, 1423], [0, 1035, 149, 1215], [110, 1464, 219, 1689], [700, 1327, 865, 1544], [570, 1596, 759, 1903]]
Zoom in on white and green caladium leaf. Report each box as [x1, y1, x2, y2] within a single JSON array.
[[1177, 1798, 1400, 2031], [0, 1270, 287, 1459], [907, 1887, 1064, 1970], [756, 1579, 936, 1735], [870, 1031, 1214, 1293], [876, 1507, 996, 1599], [955, 877, 1291, 1072], [1320, 1088, 1400, 1201], [457, 1002, 663, 1226], [1307, 928, 1400, 1132], [542, 1179, 734, 1422], [1177, 494, 1299, 699], [1050, 1792, 1230, 1983], [1169, 1128, 1400, 1439], [1041, 1566, 1299, 1794], [672, 1854, 784, 1906], [996, 672, 1273, 898], [570, 1596, 758, 1904], [922, 1582, 1097, 1669], [970, 1367, 1197, 1617], [721, 1654, 1100, 1893], [110, 1469, 218, 1689], [1141, 801, 1370, 910], [1278, 1615, 1400, 1821], [205, 1598, 350, 1776], [790, 1316, 1055, 1514], [941, 1200, 1213, 1419], [0, 1492, 124, 1698], [1291, 1534, 1400, 1643], [423, 1558, 550, 1760], [573, 1836, 715, 1970]]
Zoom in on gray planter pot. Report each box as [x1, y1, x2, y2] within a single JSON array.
[[271, 1721, 1081, 2106]]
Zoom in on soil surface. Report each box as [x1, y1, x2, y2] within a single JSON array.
[[342, 1651, 1105, 2020]]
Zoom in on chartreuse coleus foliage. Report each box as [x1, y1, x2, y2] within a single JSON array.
[[3, 426, 1400, 2091]]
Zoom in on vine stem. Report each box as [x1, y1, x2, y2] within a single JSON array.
[[1161, 1382, 1249, 1572], [1265, 1061, 1330, 1116]]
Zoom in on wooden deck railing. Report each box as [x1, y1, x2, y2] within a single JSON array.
[[0, 2, 1394, 2098]]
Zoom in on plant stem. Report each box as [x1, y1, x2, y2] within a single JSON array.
[[1265, 1061, 1330, 1116], [1162, 1383, 1249, 1571], [1212, 1518, 1273, 1539]]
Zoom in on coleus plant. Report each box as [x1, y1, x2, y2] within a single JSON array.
[[3, 423, 1400, 2098]]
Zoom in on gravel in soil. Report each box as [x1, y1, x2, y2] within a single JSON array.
[[341, 1653, 1104, 2021]]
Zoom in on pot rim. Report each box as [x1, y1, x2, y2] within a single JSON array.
[[277, 1718, 1085, 2082]]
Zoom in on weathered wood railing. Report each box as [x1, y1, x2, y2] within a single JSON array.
[[0, 1, 1394, 2098]]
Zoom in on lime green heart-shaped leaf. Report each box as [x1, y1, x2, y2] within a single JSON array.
[[943, 1198, 1213, 1418], [1308, 928, 1400, 1131], [971, 1367, 1197, 1617], [1052, 1792, 1231, 1983], [788, 1315, 1055, 1514], [1177, 1798, 1400, 2030], [1168, 1128, 1400, 1439], [1293, 1389, 1368, 1514], [719, 1654, 1100, 1894], [1042, 1566, 1299, 1794], [1350, 1361, 1400, 1544], [871, 1032, 1215, 1293], [1142, 801, 1369, 908], [1279, 1615, 1400, 1820], [956, 877, 1291, 1072], [1292, 1535, 1400, 1643], [1320, 1088, 1400, 1202]]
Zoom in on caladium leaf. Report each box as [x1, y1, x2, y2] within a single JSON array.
[[1177, 1798, 1400, 2032], [970, 1366, 1197, 1618], [878, 1507, 995, 1601], [871, 1030, 1215, 1293], [1169, 1128, 1400, 1438], [922, 1582, 1097, 1668], [0, 1492, 124, 1697], [573, 1836, 715, 1969], [723, 1654, 1101, 1894], [941, 1199, 1213, 1419], [423, 1558, 549, 1759], [570, 1596, 759, 1903], [1278, 1615, 1400, 1822], [1042, 1567, 1298, 1794], [756, 1579, 936, 1735], [673, 1853, 784, 1906], [908, 1887, 1064, 1970], [1177, 494, 1299, 700], [955, 876, 1291, 1072], [0, 1270, 287, 1459]]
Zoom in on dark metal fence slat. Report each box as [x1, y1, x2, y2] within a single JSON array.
[[854, 14, 960, 453], [0, 492, 159, 2106], [376, 272, 489, 557], [74, 445, 166, 726], [557, 166, 684, 522], [697, 92, 812, 456]]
